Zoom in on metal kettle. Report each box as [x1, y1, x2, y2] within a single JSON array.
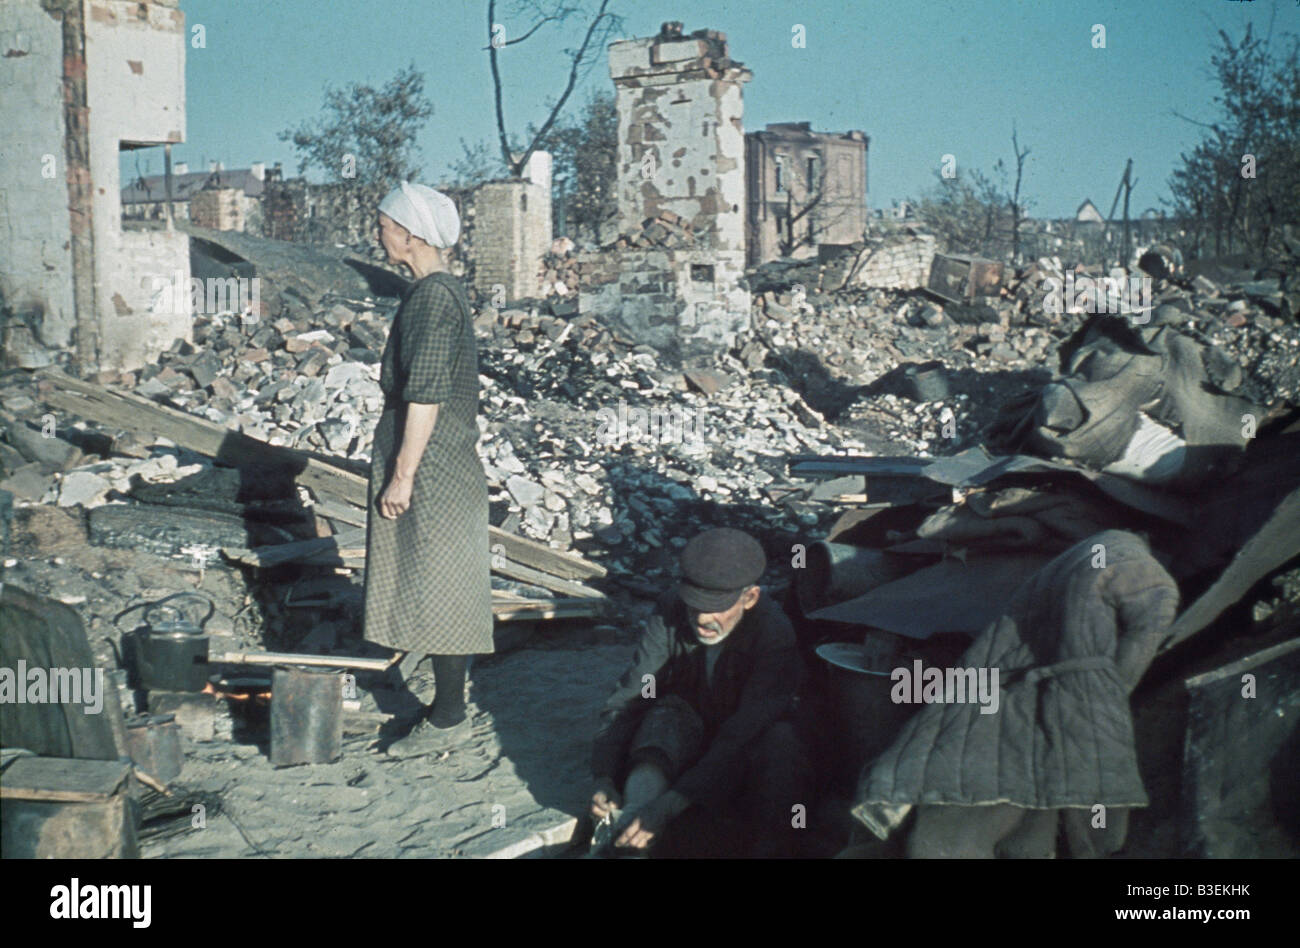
[[131, 592, 214, 693]]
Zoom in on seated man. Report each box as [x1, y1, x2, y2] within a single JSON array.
[[589, 527, 811, 857]]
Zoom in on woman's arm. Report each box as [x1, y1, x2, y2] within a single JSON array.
[[378, 402, 440, 519]]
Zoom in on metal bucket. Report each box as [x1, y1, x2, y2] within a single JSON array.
[[795, 542, 905, 616], [815, 642, 916, 792], [901, 361, 949, 402], [124, 713, 183, 785], [270, 666, 342, 767]]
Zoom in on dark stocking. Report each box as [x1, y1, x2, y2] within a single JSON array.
[[429, 654, 469, 727]]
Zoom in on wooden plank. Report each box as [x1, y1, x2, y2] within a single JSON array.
[[215, 650, 397, 671], [490, 557, 606, 599], [492, 597, 606, 622], [0, 756, 131, 802], [222, 541, 604, 599], [222, 529, 365, 568], [223, 527, 605, 599], [487, 530, 605, 582], [311, 497, 367, 528], [39, 370, 606, 582], [40, 370, 366, 512]]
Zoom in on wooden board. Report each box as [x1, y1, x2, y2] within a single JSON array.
[[0, 756, 131, 803], [492, 597, 607, 622], [38, 370, 607, 582], [215, 650, 397, 671], [222, 535, 606, 600]]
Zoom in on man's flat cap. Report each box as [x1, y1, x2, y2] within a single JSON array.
[[678, 527, 766, 612]]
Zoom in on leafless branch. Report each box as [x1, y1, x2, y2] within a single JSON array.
[[513, 0, 614, 175], [481, 15, 562, 49], [486, 0, 617, 177]]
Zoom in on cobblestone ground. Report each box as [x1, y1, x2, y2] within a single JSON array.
[[145, 640, 631, 859]]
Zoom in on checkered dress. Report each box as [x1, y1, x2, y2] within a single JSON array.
[[362, 271, 494, 656]]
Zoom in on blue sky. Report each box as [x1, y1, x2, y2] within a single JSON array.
[[154, 0, 1299, 218]]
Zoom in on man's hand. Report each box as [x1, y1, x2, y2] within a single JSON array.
[[615, 791, 688, 850], [591, 781, 622, 820], [379, 473, 414, 519]]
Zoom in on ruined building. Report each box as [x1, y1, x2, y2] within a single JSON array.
[[1, 0, 191, 373], [580, 22, 753, 363], [746, 121, 869, 266], [472, 151, 554, 302], [122, 161, 267, 233]]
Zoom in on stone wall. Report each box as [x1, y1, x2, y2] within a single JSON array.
[[842, 231, 938, 290], [1, 0, 190, 372], [596, 23, 753, 362], [609, 24, 750, 257], [578, 246, 749, 360], [0, 0, 77, 363], [85, 0, 191, 372]]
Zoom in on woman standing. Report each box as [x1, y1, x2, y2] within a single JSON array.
[[365, 181, 493, 755]]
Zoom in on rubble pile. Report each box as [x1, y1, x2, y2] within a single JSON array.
[[471, 312, 859, 578], [538, 236, 579, 299], [738, 249, 1300, 455], [129, 300, 389, 461], [3, 238, 1297, 603], [606, 209, 696, 251]]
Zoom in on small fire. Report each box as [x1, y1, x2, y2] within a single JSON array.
[[203, 681, 272, 703]]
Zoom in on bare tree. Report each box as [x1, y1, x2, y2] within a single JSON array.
[[913, 167, 1009, 259], [774, 154, 863, 257], [1105, 159, 1138, 268], [484, 0, 622, 177], [1004, 126, 1031, 265]]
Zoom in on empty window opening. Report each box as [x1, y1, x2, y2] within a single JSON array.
[[119, 141, 172, 230], [691, 264, 715, 283]]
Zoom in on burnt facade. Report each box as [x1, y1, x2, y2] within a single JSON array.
[[580, 22, 752, 362], [1, 0, 190, 372], [746, 121, 869, 266]]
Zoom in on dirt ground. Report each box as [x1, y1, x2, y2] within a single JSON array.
[[142, 633, 634, 859]]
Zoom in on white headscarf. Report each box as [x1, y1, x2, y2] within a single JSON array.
[[378, 181, 460, 248]]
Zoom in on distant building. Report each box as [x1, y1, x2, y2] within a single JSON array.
[[1075, 198, 1104, 224], [121, 162, 267, 232], [746, 122, 869, 265]]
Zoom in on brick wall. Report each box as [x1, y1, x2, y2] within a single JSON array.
[[846, 233, 937, 290], [471, 169, 552, 301], [578, 246, 750, 361], [190, 187, 244, 231]]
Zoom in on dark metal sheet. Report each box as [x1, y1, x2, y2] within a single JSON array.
[[1180, 639, 1300, 857]]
